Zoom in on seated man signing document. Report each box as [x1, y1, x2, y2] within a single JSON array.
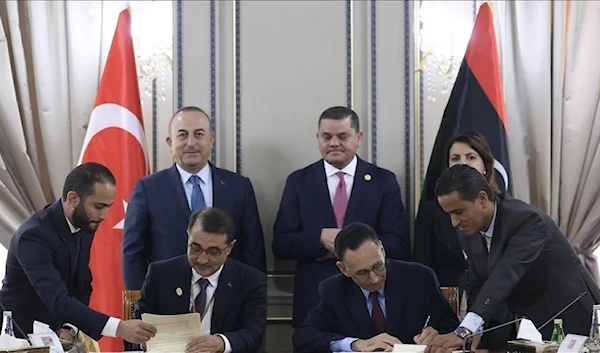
[[136, 208, 267, 353], [293, 222, 459, 352]]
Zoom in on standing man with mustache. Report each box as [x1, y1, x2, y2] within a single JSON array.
[[0, 162, 157, 344], [122, 106, 266, 291], [273, 106, 410, 328]]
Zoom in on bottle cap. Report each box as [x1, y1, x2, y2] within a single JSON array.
[[554, 318, 563, 324]]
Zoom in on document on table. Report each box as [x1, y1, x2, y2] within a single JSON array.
[[392, 344, 463, 353], [392, 344, 427, 353], [142, 313, 202, 353]]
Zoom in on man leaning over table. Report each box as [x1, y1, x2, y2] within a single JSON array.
[[0, 163, 156, 345]]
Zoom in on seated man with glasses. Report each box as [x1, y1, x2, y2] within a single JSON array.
[[135, 207, 267, 353], [293, 222, 459, 352]]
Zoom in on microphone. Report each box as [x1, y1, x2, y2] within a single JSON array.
[[461, 316, 525, 353], [536, 292, 587, 331]]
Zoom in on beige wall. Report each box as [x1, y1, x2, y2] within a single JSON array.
[[144, 0, 416, 350]]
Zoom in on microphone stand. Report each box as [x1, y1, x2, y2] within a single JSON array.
[[536, 292, 587, 331], [459, 291, 587, 352]]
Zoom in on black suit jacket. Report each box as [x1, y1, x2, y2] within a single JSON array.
[[273, 157, 409, 327], [136, 256, 267, 353], [0, 201, 108, 340], [292, 260, 459, 352], [413, 199, 467, 287], [461, 194, 600, 339], [122, 163, 266, 289]]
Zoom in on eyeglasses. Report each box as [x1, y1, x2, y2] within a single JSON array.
[[348, 261, 386, 279], [188, 242, 229, 258]]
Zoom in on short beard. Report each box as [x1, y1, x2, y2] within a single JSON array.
[[72, 202, 95, 234]]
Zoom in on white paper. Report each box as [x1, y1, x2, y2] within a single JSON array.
[[516, 318, 543, 343], [28, 332, 65, 353], [558, 334, 587, 353], [392, 344, 427, 353], [142, 313, 202, 353], [33, 320, 53, 334], [0, 334, 30, 350]]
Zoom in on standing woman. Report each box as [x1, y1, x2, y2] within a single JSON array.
[[414, 131, 500, 313]]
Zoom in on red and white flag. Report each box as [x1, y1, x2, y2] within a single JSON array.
[[78, 6, 148, 351]]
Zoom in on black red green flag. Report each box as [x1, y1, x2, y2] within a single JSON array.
[[420, 2, 512, 203]]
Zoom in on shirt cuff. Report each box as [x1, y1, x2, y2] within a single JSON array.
[[460, 312, 485, 333], [330, 337, 358, 352], [216, 334, 232, 353], [62, 323, 78, 334], [101, 317, 121, 338]]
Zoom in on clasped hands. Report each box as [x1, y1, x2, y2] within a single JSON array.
[[414, 327, 481, 353], [316, 228, 340, 261]]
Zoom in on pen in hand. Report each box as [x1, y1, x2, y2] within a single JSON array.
[[421, 315, 431, 332]]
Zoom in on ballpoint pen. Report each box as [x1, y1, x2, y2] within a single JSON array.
[[422, 315, 431, 331]]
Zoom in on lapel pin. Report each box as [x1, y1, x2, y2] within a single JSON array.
[[227, 282, 232, 288], [220, 180, 226, 185], [364, 174, 372, 181], [176, 287, 183, 296]]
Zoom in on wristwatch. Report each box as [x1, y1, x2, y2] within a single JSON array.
[[62, 324, 78, 338], [453, 326, 473, 339]]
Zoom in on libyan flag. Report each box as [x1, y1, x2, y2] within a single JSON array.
[[420, 2, 513, 204]]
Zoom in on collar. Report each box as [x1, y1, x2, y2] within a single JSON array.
[[191, 263, 224, 288], [480, 202, 497, 238], [360, 286, 385, 302], [176, 163, 212, 185], [64, 216, 80, 234], [323, 155, 357, 178]]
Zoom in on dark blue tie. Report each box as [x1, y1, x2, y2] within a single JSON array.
[[189, 175, 207, 212], [194, 278, 210, 314]]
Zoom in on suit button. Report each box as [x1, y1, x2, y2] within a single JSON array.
[[484, 298, 491, 307]]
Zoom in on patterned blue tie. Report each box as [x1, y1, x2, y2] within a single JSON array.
[[189, 175, 207, 212]]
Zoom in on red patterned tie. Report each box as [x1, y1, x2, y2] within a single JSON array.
[[333, 172, 348, 228], [371, 291, 385, 333]]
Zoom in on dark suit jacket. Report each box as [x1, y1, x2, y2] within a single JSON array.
[[292, 260, 459, 352], [272, 157, 409, 327], [0, 201, 108, 340], [122, 163, 266, 289], [461, 194, 600, 339], [135, 256, 266, 353], [413, 199, 467, 287], [414, 199, 513, 349]]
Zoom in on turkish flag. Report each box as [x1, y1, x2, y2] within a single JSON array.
[[78, 7, 148, 351]]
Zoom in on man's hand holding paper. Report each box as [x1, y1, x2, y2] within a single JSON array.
[[142, 313, 200, 353]]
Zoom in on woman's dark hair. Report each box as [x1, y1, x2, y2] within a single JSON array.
[[446, 131, 500, 194]]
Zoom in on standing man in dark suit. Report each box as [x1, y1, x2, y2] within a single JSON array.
[[0, 163, 156, 344], [273, 106, 410, 328], [423, 165, 600, 353], [123, 106, 266, 290], [293, 222, 458, 352], [136, 207, 266, 353]]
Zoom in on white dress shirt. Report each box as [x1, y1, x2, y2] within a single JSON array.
[[459, 202, 498, 333], [323, 155, 357, 204], [64, 217, 120, 338], [190, 265, 232, 353], [176, 163, 213, 209]]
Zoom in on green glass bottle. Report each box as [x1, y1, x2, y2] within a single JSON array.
[[552, 318, 565, 344]]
